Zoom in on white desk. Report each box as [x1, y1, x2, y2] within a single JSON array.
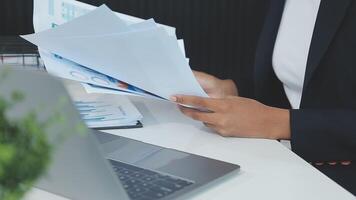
[[25, 82, 355, 200]]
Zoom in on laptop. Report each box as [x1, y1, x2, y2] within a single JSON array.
[[0, 70, 240, 200]]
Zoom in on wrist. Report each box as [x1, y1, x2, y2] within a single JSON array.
[[222, 79, 238, 96], [266, 107, 291, 140]]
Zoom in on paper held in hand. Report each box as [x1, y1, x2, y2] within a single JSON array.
[[23, 2, 208, 101]]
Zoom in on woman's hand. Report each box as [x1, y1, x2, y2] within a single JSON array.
[[171, 95, 291, 140], [194, 71, 238, 98]]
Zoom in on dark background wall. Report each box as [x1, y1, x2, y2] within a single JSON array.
[[0, 0, 269, 97]]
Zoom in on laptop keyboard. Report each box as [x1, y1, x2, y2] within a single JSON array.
[[109, 159, 194, 200]]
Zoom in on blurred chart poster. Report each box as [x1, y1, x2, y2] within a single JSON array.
[[33, 0, 175, 33]]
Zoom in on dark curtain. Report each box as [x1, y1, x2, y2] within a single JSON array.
[[0, 0, 269, 97], [0, 0, 34, 34]]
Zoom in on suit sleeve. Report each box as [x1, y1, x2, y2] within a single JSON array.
[[290, 109, 356, 162]]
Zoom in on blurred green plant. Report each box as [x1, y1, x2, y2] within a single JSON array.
[[0, 70, 86, 200], [0, 90, 51, 200]]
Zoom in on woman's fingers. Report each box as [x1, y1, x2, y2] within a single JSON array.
[[178, 106, 217, 124], [171, 95, 222, 112]]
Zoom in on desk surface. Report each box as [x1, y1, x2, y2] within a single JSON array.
[[25, 82, 355, 200]]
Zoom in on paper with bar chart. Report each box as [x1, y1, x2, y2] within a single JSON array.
[[74, 96, 143, 129]]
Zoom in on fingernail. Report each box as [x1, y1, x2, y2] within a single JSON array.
[[170, 96, 178, 102]]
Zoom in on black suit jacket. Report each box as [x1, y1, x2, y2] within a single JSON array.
[[253, 0, 356, 194]]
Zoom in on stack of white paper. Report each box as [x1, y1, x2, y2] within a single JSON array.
[[23, 3, 208, 101]]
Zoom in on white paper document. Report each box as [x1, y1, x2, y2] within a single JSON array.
[[26, 2, 207, 101], [74, 96, 143, 129], [81, 83, 139, 97], [40, 50, 159, 99]]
